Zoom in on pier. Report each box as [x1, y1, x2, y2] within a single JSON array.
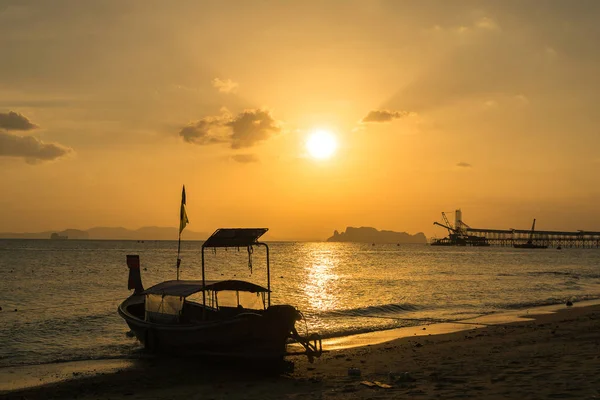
[[465, 228, 600, 248], [432, 209, 600, 248]]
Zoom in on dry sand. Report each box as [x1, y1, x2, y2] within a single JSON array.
[[1, 303, 599, 400]]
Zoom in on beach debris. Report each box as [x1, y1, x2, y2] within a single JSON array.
[[348, 367, 361, 377], [0, 306, 2, 311], [14, 309, 17, 312], [361, 380, 393, 389], [566, 300, 573, 307]]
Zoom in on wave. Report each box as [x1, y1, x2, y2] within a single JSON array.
[[316, 320, 424, 339], [316, 302, 422, 318]]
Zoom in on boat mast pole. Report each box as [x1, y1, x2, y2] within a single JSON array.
[[176, 233, 182, 280], [176, 184, 188, 280]]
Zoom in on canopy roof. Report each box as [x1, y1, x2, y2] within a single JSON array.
[[142, 279, 269, 297], [203, 228, 268, 248]]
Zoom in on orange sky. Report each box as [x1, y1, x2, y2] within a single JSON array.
[[1, 1, 600, 240]]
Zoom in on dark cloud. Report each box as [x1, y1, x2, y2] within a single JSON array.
[[361, 110, 412, 123], [179, 116, 227, 145], [456, 162, 472, 168], [226, 110, 280, 149], [179, 109, 280, 149], [0, 131, 71, 163], [231, 154, 259, 163], [0, 111, 38, 131]]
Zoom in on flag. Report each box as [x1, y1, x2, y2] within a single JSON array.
[[179, 185, 189, 234]]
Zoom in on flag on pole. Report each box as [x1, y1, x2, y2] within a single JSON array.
[[179, 185, 189, 233]]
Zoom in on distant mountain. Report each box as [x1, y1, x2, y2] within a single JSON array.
[[327, 227, 427, 244], [0, 226, 209, 240], [86, 226, 209, 240]]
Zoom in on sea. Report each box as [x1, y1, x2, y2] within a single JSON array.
[[1, 239, 600, 368]]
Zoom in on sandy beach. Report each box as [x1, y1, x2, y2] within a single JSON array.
[[2, 302, 599, 399]]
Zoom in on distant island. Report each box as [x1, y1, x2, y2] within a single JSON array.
[[327, 227, 427, 244], [0, 227, 209, 241]]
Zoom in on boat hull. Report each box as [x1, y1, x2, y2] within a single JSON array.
[[118, 295, 298, 360]]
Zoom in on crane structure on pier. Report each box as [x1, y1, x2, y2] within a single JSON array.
[[431, 210, 600, 248], [431, 209, 489, 246]]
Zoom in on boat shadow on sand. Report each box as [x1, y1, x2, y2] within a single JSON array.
[[2, 354, 307, 400]]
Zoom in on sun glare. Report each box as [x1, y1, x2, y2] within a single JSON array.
[[306, 130, 337, 160]]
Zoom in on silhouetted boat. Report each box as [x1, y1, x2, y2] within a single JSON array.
[[430, 234, 490, 246], [118, 228, 322, 361], [118, 188, 321, 362], [50, 233, 68, 240]]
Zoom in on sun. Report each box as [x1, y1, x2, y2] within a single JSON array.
[[306, 130, 337, 159]]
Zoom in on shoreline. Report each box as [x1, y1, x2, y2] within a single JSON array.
[[2, 300, 599, 398]]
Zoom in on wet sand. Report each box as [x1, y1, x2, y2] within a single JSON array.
[[1, 302, 599, 399]]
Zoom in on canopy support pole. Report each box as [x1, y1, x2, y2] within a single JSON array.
[[257, 242, 270, 307]]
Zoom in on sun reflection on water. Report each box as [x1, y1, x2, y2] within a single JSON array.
[[302, 250, 340, 312]]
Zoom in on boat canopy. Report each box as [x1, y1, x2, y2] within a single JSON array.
[[202, 228, 268, 248], [142, 279, 269, 297]]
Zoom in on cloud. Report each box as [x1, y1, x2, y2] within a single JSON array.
[[231, 154, 259, 163], [226, 109, 280, 149], [361, 109, 413, 123], [0, 111, 38, 131], [0, 131, 71, 163], [456, 162, 472, 168], [212, 78, 238, 94], [179, 109, 280, 149], [179, 115, 228, 145]]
